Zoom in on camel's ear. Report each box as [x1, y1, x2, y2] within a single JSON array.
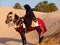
[[14, 14, 19, 20]]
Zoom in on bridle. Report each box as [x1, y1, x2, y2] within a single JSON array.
[[5, 12, 25, 28]]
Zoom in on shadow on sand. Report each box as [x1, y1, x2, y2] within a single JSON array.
[[0, 37, 36, 45], [0, 37, 21, 45]]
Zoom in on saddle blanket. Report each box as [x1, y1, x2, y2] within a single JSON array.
[[14, 18, 47, 34], [14, 21, 39, 28]]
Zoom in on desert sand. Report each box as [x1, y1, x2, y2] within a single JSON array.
[[0, 7, 60, 45]]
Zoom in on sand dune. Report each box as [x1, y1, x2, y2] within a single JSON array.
[[0, 7, 60, 45]]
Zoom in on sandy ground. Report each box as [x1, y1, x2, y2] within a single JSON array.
[[0, 7, 60, 45]]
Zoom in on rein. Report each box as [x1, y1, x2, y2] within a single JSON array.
[[15, 18, 20, 25]]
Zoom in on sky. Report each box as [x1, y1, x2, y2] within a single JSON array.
[[0, 0, 60, 10]]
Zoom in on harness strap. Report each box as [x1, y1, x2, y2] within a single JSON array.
[[16, 18, 20, 24], [14, 17, 26, 28]]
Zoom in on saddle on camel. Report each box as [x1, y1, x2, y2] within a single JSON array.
[[15, 16, 47, 34]]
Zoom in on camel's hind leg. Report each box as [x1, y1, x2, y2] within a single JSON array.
[[36, 26, 43, 43]]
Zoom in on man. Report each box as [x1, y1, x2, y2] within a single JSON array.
[[24, 4, 36, 28]]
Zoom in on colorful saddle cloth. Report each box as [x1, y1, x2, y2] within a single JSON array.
[[14, 18, 47, 34], [37, 18, 47, 34]]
